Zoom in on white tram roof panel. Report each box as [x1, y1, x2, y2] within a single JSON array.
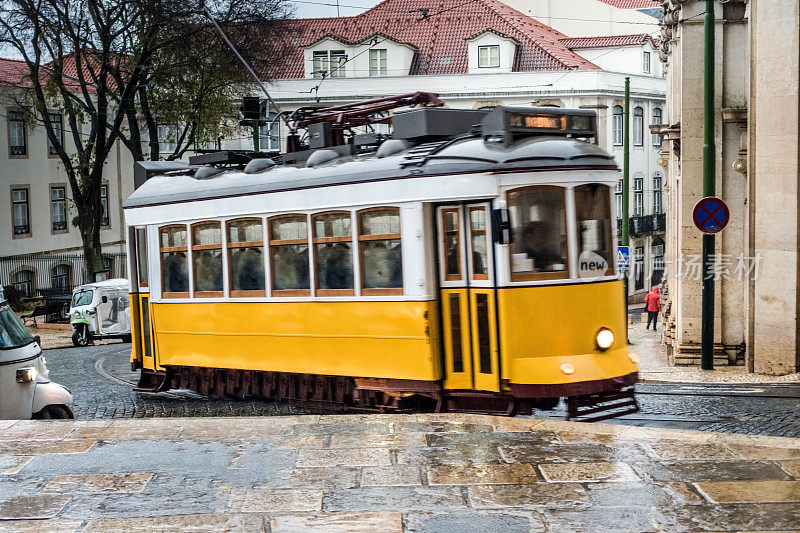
[[124, 135, 616, 210]]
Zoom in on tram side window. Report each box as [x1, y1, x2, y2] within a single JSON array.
[[160, 225, 189, 297], [228, 218, 265, 296], [507, 186, 568, 280], [575, 184, 614, 278], [136, 227, 148, 287], [358, 207, 403, 294], [313, 212, 354, 295], [192, 222, 223, 296], [269, 215, 310, 295]]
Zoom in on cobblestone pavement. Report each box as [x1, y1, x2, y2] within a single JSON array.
[[0, 415, 799, 532], [43, 343, 800, 437]]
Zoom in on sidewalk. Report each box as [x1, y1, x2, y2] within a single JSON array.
[[0, 414, 799, 532], [629, 317, 800, 384], [28, 324, 123, 350]]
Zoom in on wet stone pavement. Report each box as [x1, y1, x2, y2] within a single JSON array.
[[0, 415, 799, 532], [45, 343, 800, 438]]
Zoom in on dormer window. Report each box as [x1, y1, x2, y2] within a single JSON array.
[[642, 51, 651, 74], [313, 50, 347, 78], [369, 49, 387, 76], [478, 45, 500, 68]]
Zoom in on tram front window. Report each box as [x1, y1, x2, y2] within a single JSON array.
[[575, 184, 614, 278], [508, 186, 568, 280]]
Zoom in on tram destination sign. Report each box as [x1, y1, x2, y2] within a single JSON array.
[[692, 196, 730, 234]]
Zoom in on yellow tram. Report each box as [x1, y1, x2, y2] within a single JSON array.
[[124, 102, 638, 419]]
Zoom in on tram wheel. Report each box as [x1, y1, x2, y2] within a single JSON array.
[[536, 397, 560, 411]]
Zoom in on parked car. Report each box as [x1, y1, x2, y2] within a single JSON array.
[[0, 287, 74, 419], [70, 279, 131, 347]]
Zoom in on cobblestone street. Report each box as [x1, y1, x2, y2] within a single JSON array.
[[44, 343, 800, 437], [1, 414, 799, 532]]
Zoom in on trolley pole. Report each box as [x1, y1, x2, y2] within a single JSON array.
[[622, 77, 631, 320], [700, 0, 716, 370]]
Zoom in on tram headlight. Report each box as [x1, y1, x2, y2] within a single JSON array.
[[595, 328, 614, 351]]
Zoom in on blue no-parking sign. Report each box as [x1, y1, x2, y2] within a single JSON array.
[[616, 246, 630, 269], [693, 197, 730, 234]]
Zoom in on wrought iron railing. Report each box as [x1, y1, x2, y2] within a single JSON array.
[[616, 213, 666, 238], [0, 252, 127, 298]]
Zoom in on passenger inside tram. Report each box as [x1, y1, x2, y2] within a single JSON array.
[[231, 247, 265, 291], [163, 251, 188, 292]]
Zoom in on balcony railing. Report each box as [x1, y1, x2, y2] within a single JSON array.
[[13, 224, 30, 235], [616, 213, 666, 238]]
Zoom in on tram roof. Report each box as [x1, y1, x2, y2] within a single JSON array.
[[124, 135, 617, 210]]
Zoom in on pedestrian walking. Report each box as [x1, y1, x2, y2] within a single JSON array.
[[644, 286, 661, 331]]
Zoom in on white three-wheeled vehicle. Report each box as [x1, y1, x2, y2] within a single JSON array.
[[70, 279, 131, 347], [0, 288, 73, 419]]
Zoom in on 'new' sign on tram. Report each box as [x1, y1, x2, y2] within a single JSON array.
[[692, 196, 729, 234]]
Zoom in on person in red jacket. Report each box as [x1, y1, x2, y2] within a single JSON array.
[[644, 286, 662, 331]]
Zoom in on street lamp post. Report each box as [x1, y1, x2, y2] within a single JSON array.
[[701, 0, 716, 370]]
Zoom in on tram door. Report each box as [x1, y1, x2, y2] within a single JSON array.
[[436, 202, 500, 393]]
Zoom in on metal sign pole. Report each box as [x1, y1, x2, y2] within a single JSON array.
[[701, 0, 716, 370], [622, 77, 631, 323]]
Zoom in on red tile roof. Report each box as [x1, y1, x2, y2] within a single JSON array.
[[560, 34, 657, 50], [271, 0, 598, 78], [596, 0, 661, 9], [0, 57, 30, 86]]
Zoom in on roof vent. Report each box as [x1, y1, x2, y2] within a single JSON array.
[[376, 139, 410, 158], [244, 158, 276, 174], [306, 149, 340, 168], [194, 166, 225, 180]]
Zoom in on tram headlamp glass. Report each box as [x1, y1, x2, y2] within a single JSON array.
[[595, 328, 614, 351], [16, 366, 37, 383]]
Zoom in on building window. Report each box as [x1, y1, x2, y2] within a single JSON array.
[[358, 207, 403, 294], [227, 218, 265, 297], [51, 264, 72, 294], [369, 49, 387, 76], [653, 174, 663, 214], [100, 184, 109, 227], [313, 211, 354, 295], [507, 186, 569, 280], [633, 106, 644, 146], [643, 51, 651, 74], [259, 106, 281, 151], [11, 269, 34, 298], [313, 50, 347, 78], [8, 110, 27, 156], [192, 222, 223, 297], [478, 45, 500, 68], [652, 107, 662, 147], [160, 225, 189, 297], [47, 112, 63, 155], [633, 177, 644, 216], [157, 123, 178, 155], [634, 247, 644, 290], [269, 215, 310, 296], [613, 105, 623, 146], [51, 186, 67, 231], [103, 256, 114, 278], [11, 188, 30, 236], [652, 238, 665, 286], [614, 179, 623, 220]]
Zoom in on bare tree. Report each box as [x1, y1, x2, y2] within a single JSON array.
[[0, 0, 291, 275]]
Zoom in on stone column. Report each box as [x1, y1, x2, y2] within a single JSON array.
[[750, 0, 800, 374]]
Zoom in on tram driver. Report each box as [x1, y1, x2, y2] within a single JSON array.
[[520, 221, 562, 272]]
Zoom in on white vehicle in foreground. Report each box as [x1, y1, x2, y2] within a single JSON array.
[[0, 288, 73, 419]]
